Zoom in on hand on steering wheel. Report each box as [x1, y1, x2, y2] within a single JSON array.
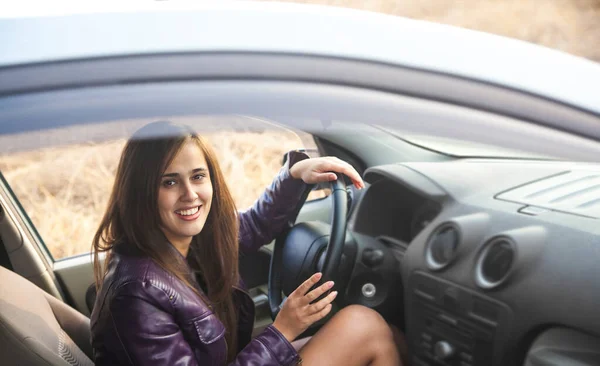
[[289, 156, 365, 189], [272, 272, 338, 342]]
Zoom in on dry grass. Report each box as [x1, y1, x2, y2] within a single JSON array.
[[0, 130, 307, 259], [276, 0, 600, 62], [2, 0, 599, 259]]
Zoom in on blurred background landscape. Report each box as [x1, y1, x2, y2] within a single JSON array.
[[282, 0, 600, 62], [1, 0, 599, 259]]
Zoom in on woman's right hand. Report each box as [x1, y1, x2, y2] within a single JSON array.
[[272, 272, 338, 342]]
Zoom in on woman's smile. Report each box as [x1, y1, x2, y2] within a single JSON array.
[[175, 205, 203, 221]]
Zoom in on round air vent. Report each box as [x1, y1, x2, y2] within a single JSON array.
[[475, 238, 515, 289], [426, 224, 460, 270]]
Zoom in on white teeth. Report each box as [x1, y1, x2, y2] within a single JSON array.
[[177, 206, 199, 216]]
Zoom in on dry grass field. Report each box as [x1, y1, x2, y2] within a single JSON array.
[[280, 0, 600, 62], [1, 0, 599, 259]]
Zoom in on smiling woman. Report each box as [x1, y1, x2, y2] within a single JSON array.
[[91, 121, 243, 363]]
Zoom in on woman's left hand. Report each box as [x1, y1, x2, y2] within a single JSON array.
[[289, 156, 365, 189]]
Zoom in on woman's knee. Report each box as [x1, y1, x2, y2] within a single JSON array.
[[329, 305, 400, 362], [333, 305, 393, 339], [336, 305, 387, 324]]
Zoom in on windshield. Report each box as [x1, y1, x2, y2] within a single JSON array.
[[384, 128, 558, 160]]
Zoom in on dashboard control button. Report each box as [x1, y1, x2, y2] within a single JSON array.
[[442, 286, 460, 311], [433, 341, 455, 360], [437, 313, 458, 326], [362, 249, 384, 267], [442, 293, 459, 311], [361, 283, 376, 298], [414, 289, 435, 302]]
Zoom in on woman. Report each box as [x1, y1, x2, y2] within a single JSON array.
[[90, 121, 402, 365]]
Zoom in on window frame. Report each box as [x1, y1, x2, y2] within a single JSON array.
[[0, 170, 54, 266]]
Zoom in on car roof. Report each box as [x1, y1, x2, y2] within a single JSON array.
[[2, 0, 600, 116]]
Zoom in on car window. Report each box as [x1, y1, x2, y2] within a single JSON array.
[[0, 115, 322, 261]]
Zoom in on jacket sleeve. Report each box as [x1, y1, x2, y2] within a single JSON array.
[[238, 150, 311, 254], [229, 325, 302, 366], [110, 282, 301, 366]]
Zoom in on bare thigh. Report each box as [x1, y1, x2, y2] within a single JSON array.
[[296, 305, 402, 366]]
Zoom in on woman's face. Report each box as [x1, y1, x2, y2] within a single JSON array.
[[157, 140, 213, 252]]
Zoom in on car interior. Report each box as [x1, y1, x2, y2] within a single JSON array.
[[2, 53, 600, 366]]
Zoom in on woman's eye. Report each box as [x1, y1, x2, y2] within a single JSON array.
[[192, 174, 206, 181], [162, 180, 176, 187]]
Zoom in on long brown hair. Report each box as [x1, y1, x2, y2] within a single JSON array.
[[92, 121, 240, 360]]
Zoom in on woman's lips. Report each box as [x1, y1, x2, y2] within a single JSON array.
[[175, 205, 202, 221]]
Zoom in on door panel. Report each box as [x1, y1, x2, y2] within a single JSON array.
[[53, 255, 97, 316]]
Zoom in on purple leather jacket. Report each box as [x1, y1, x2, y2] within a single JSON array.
[[90, 151, 310, 366]]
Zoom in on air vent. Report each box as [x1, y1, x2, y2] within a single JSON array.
[[475, 238, 515, 289], [426, 224, 460, 270], [496, 170, 600, 218]]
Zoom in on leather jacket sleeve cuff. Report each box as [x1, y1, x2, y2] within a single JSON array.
[[285, 150, 310, 169], [281, 149, 310, 184], [254, 325, 302, 366]]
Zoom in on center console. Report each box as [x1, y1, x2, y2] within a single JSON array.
[[407, 272, 511, 366]]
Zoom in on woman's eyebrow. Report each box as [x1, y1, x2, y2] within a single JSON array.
[[162, 167, 207, 178]]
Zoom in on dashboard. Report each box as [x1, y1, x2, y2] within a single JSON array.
[[351, 159, 600, 366]]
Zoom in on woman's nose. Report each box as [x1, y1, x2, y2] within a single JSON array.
[[181, 183, 198, 202]]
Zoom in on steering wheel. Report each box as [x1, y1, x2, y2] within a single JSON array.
[[268, 176, 348, 319]]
